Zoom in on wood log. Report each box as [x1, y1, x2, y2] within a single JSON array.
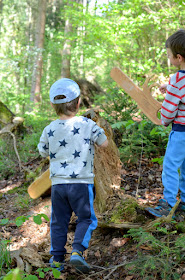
[[0, 101, 15, 128]]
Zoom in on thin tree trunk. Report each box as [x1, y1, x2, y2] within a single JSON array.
[[61, 17, 72, 78], [30, 0, 46, 104]]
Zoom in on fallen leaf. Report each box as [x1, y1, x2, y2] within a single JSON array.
[[110, 237, 130, 247], [125, 276, 134, 280], [95, 249, 101, 258]]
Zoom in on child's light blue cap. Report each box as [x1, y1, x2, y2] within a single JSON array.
[[50, 78, 80, 104]]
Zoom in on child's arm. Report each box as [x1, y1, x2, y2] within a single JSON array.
[[98, 139, 108, 148], [37, 128, 49, 157], [91, 123, 108, 147], [160, 74, 180, 126]]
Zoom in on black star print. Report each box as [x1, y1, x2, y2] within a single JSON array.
[[92, 129, 97, 134], [59, 139, 68, 147], [50, 152, 56, 159], [83, 161, 87, 167], [51, 173, 56, 177], [59, 122, 65, 125], [43, 144, 48, 150], [73, 150, 81, 158], [89, 148, 92, 154], [97, 132, 102, 137], [91, 161, 93, 173], [60, 161, 68, 168], [70, 172, 79, 178], [48, 129, 55, 137], [71, 127, 80, 135], [84, 138, 90, 144]]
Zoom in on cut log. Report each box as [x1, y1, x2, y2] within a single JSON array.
[[28, 109, 122, 213]]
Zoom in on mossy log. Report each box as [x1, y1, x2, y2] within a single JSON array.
[[0, 101, 15, 128]]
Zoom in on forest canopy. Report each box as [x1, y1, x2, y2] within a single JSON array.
[[0, 0, 184, 115]]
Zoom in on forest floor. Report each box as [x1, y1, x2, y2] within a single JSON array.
[[1, 158, 185, 280]]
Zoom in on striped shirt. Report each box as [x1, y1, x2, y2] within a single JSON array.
[[161, 70, 185, 127]]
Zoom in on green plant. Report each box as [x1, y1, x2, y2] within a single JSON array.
[[0, 213, 49, 227], [111, 119, 170, 163], [14, 193, 32, 210], [0, 240, 11, 277], [125, 226, 185, 279], [98, 87, 138, 123]]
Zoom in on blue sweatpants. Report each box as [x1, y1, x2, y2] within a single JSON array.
[[50, 183, 97, 260], [162, 130, 185, 207]]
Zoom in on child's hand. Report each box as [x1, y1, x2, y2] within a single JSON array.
[[159, 84, 167, 94]]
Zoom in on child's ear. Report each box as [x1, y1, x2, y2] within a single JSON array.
[[77, 97, 81, 108], [177, 54, 184, 62]]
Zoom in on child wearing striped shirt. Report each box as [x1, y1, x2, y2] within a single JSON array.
[[147, 29, 185, 217]]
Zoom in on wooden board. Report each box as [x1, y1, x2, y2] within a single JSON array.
[[110, 67, 161, 125], [28, 169, 51, 199]]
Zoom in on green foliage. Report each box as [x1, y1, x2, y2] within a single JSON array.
[[0, 240, 11, 277], [98, 87, 138, 123], [0, 213, 49, 227], [1, 0, 185, 113], [33, 214, 49, 225], [0, 112, 52, 180], [125, 226, 185, 279], [2, 268, 22, 280], [2, 267, 61, 280], [112, 119, 170, 163]]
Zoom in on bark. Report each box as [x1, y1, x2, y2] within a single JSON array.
[[0, 101, 15, 128], [61, 17, 72, 78], [30, 0, 47, 104]]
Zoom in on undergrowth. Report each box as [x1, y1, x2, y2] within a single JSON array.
[[125, 225, 185, 279]]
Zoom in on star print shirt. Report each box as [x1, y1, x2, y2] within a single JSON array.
[[38, 116, 107, 185]]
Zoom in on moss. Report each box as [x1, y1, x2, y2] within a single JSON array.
[[110, 198, 144, 223]]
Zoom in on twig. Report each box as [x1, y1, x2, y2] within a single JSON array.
[[136, 135, 144, 198], [0, 130, 22, 171], [84, 261, 129, 280], [145, 199, 181, 231]]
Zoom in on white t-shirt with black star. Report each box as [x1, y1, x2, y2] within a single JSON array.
[[38, 116, 107, 185]]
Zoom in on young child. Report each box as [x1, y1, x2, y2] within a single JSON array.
[[38, 78, 108, 273], [147, 29, 185, 217]]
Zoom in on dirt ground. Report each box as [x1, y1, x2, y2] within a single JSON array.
[[0, 159, 171, 280]]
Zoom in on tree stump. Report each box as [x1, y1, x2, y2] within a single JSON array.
[[84, 109, 121, 213], [0, 101, 15, 129]]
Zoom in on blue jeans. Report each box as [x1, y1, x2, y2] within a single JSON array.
[[162, 130, 185, 206], [50, 183, 97, 259]]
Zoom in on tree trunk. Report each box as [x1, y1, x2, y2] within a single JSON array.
[[30, 0, 47, 104], [0, 101, 15, 128], [61, 16, 72, 78]]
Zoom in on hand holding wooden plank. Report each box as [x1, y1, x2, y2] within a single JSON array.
[[110, 67, 161, 125]]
